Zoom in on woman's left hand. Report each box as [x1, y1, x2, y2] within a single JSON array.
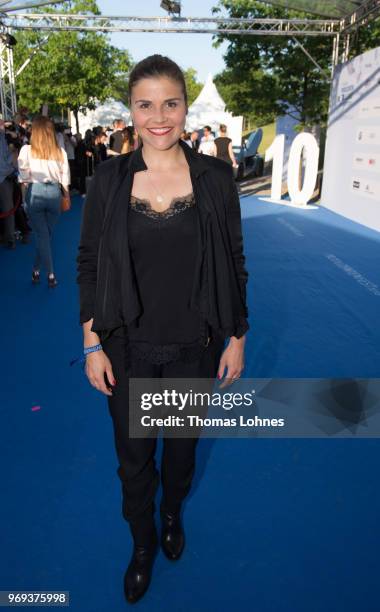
[[217, 336, 246, 388]]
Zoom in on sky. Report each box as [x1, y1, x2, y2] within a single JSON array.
[[96, 0, 230, 83]]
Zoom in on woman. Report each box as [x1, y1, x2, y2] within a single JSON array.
[[120, 126, 135, 155], [18, 116, 70, 287], [74, 133, 87, 196], [63, 128, 77, 190], [133, 126, 141, 150], [92, 131, 108, 167], [81, 129, 96, 188], [76, 54, 249, 604], [214, 123, 239, 168]]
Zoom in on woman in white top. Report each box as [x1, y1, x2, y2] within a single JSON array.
[[18, 116, 70, 287]]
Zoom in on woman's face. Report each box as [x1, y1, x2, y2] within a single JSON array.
[[130, 76, 187, 150]]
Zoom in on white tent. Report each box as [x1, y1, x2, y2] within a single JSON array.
[[70, 98, 130, 134], [185, 73, 243, 146]]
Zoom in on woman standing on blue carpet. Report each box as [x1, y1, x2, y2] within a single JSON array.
[[76, 54, 249, 604], [18, 116, 70, 288]]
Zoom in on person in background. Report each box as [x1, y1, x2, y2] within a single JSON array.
[[15, 114, 29, 145], [74, 133, 87, 197], [190, 130, 200, 151], [105, 126, 113, 144], [133, 126, 140, 150], [55, 123, 65, 149], [214, 124, 238, 168], [18, 115, 70, 287], [0, 119, 17, 249], [120, 126, 135, 155], [109, 119, 126, 155], [198, 125, 216, 156], [83, 129, 95, 180], [63, 128, 77, 190], [93, 131, 108, 166], [102, 126, 113, 152], [84, 129, 94, 151], [2, 120, 31, 244], [180, 130, 192, 147], [5, 121, 21, 151]]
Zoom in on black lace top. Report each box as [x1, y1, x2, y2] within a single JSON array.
[[113, 190, 212, 365]]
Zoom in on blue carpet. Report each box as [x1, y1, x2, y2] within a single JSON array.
[[0, 194, 379, 611]]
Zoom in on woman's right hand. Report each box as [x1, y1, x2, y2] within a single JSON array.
[[85, 349, 116, 397]]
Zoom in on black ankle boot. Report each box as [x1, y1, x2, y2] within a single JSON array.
[[124, 533, 158, 604], [160, 507, 185, 561]]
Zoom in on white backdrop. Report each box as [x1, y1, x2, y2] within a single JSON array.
[[321, 46, 380, 232], [70, 99, 130, 134]]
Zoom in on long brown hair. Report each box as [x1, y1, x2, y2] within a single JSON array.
[[30, 116, 63, 161], [121, 126, 135, 154]]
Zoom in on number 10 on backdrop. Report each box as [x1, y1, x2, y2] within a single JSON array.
[[260, 133, 320, 209]]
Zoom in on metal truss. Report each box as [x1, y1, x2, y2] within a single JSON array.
[[336, 0, 380, 64], [0, 14, 338, 120], [0, 1, 62, 9], [0, 28, 16, 119], [2, 14, 340, 36], [340, 0, 380, 34], [0, 2, 379, 119]]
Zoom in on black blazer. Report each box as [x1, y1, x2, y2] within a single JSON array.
[[76, 138, 249, 343]]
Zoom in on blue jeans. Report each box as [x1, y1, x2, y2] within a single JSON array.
[[25, 182, 61, 274]]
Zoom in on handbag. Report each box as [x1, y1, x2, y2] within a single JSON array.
[[60, 185, 71, 212]]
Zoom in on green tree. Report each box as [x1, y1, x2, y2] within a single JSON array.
[[214, 66, 278, 127], [212, 0, 333, 128], [183, 67, 203, 105], [14, 0, 132, 131], [348, 16, 380, 60], [211, 0, 380, 128]]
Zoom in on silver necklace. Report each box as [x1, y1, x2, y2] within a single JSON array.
[[145, 170, 165, 204]]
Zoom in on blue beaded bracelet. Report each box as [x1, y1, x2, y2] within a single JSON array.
[[69, 343, 103, 367], [83, 343, 103, 355]]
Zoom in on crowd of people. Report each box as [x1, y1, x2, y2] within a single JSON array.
[[0, 114, 237, 287], [182, 124, 238, 168]]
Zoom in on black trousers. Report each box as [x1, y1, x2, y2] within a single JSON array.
[[0, 177, 15, 243], [102, 332, 225, 546]]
